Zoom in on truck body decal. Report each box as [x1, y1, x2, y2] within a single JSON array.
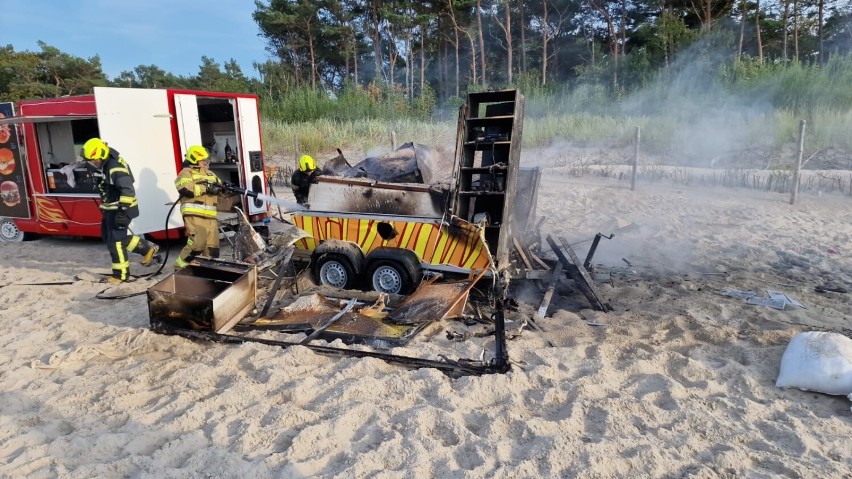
[[293, 214, 492, 270]]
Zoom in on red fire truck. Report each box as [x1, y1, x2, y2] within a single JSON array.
[[0, 87, 269, 242]]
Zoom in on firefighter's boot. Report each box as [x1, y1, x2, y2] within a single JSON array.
[[100, 276, 126, 284], [141, 244, 161, 266]]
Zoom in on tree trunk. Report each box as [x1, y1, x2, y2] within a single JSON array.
[[793, 0, 799, 60], [353, 29, 359, 84], [541, 0, 548, 86], [447, 1, 463, 97], [389, 42, 397, 89], [817, 0, 824, 64], [469, 32, 478, 86], [704, 0, 712, 29], [454, 28, 460, 97], [405, 34, 411, 99], [477, 0, 487, 87], [420, 30, 425, 96], [504, 0, 513, 84], [620, 0, 627, 56], [782, 0, 789, 61], [737, 0, 746, 58], [519, 0, 527, 73], [371, 1, 382, 83], [755, 0, 763, 62], [588, 0, 618, 91]]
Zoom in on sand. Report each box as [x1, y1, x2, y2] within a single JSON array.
[[1, 163, 851, 478]]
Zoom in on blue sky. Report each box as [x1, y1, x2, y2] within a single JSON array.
[[3, 0, 270, 79]]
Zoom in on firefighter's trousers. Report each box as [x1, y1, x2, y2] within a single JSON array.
[[101, 211, 156, 281], [176, 215, 220, 267]]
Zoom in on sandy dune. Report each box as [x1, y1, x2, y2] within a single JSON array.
[[1, 166, 850, 478]]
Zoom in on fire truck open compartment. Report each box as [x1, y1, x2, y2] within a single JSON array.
[[195, 97, 241, 185], [35, 118, 100, 194]]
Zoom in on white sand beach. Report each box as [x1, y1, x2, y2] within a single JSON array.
[[1, 156, 851, 478]]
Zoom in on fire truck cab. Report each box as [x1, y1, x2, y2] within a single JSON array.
[[0, 87, 268, 241]]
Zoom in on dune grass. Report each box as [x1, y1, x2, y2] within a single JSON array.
[[262, 107, 851, 162]]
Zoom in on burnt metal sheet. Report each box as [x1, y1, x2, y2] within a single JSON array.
[[250, 293, 425, 343], [387, 269, 485, 325], [546, 235, 612, 312], [307, 177, 448, 217], [330, 143, 453, 185], [248, 270, 484, 344]]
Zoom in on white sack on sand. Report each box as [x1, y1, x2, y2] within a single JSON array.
[[776, 331, 852, 395]]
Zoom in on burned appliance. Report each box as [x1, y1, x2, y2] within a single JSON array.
[[148, 258, 257, 334]]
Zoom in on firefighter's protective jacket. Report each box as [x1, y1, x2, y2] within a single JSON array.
[[175, 163, 222, 218], [291, 168, 321, 204], [97, 147, 140, 219]]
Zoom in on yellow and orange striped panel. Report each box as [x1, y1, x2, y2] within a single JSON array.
[[292, 214, 491, 270]]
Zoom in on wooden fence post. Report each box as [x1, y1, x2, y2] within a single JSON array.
[[631, 126, 640, 191], [790, 120, 806, 205], [294, 136, 300, 170]]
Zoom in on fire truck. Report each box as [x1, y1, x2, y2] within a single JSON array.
[[0, 87, 268, 242]]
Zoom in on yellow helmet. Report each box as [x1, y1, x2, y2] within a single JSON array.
[[299, 154, 316, 172], [185, 145, 210, 165], [82, 138, 109, 160]]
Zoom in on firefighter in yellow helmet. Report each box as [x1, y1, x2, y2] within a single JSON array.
[[174, 145, 223, 269], [290, 154, 321, 205], [81, 138, 160, 283]]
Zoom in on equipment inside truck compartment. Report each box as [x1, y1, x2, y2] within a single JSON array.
[[196, 97, 241, 186], [36, 118, 100, 194]]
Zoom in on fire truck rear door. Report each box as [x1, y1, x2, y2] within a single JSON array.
[[236, 97, 267, 215], [94, 87, 183, 234], [173, 94, 202, 153]]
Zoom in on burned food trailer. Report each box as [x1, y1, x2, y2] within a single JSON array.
[[0, 87, 268, 241], [148, 90, 535, 377], [291, 89, 535, 294]]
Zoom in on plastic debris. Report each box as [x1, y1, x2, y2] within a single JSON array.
[[720, 289, 806, 310]]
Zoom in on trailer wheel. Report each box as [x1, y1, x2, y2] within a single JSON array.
[[0, 218, 24, 242], [368, 260, 418, 295], [314, 253, 355, 289]]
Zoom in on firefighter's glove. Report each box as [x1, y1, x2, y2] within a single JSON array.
[[114, 207, 131, 228], [206, 183, 221, 195]]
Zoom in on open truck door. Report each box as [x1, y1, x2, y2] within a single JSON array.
[[236, 97, 267, 216], [94, 87, 183, 235], [173, 93, 203, 150]]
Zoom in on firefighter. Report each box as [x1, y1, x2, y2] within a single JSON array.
[[174, 145, 223, 269], [290, 154, 322, 205], [81, 138, 160, 283]]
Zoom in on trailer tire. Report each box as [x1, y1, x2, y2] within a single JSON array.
[[0, 218, 25, 242], [314, 253, 356, 289], [368, 257, 423, 295]]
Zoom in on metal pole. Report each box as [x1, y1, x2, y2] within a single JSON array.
[[631, 126, 640, 191], [790, 120, 806, 205]]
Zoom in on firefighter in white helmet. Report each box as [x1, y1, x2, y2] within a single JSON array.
[[290, 154, 321, 205], [174, 145, 223, 269], [81, 138, 160, 283]]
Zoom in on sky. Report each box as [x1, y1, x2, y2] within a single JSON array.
[[2, 0, 271, 79]]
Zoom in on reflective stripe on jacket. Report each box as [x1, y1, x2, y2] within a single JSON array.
[[99, 148, 140, 218], [175, 166, 221, 219]]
